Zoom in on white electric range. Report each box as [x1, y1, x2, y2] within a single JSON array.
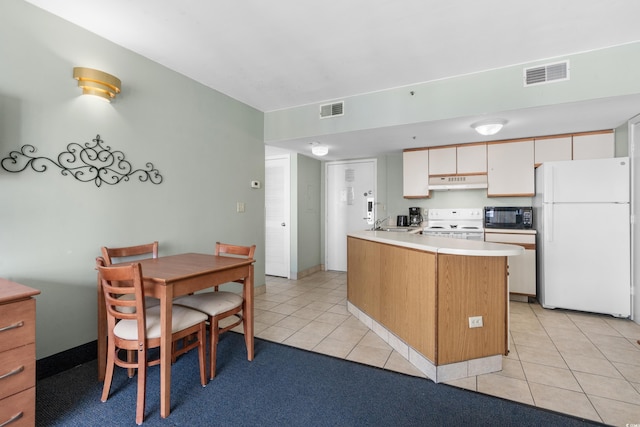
[[422, 208, 484, 241]]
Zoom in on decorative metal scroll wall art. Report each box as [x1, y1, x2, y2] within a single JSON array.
[[1, 134, 163, 187]]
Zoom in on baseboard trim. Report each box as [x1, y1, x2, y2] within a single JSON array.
[[295, 264, 323, 280], [37, 340, 97, 380]]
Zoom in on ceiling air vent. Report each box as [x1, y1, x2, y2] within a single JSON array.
[[320, 101, 344, 119], [524, 61, 569, 86]]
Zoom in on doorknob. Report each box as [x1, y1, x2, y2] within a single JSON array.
[[281, 222, 286, 226]]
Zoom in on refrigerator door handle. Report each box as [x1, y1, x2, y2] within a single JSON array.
[[545, 204, 553, 242], [546, 165, 554, 203]]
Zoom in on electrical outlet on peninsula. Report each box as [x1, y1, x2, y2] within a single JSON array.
[[468, 316, 483, 328]]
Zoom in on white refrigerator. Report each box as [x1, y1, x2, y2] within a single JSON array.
[[533, 157, 631, 317]]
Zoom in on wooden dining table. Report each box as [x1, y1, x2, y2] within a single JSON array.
[[96, 252, 255, 419]]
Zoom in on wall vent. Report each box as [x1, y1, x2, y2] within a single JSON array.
[[524, 61, 569, 86], [320, 101, 344, 118]]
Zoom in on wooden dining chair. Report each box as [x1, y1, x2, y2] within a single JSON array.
[[174, 242, 256, 380], [100, 242, 159, 295], [96, 258, 208, 425], [100, 242, 161, 377]]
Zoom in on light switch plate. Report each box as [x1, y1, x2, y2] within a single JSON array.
[[237, 202, 245, 213]]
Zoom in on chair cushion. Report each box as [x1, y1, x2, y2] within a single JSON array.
[[174, 291, 243, 316], [113, 305, 207, 341]]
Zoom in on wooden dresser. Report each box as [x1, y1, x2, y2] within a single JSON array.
[[0, 279, 40, 427]]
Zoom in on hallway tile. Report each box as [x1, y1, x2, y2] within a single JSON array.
[[574, 371, 640, 405], [528, 383, 601, 422], [346, 344, 392, 368], [589, 395, 640, 426], [477, 373, 534, 405], [521, 361, 582, 392]]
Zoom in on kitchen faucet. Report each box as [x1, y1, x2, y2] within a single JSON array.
[[372, 216, 390, 230]]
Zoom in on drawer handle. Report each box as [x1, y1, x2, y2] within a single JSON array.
[[0, 321, 24, 333], [0, 366, 24, 380], [0, 412, 23, 427]]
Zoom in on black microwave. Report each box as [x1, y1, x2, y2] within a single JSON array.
[[484, 206, 533, 229]]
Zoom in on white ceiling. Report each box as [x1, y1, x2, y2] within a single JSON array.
[[23, 0, 640, 160]]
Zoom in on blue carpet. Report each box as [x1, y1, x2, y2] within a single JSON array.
[[36, 333, 603, 426]]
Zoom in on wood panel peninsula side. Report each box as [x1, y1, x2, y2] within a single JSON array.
[[347, 230, 523, 382]]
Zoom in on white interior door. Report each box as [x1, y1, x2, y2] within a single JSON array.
[[265, 155, 290, 278], [326, 159, 376, 271]]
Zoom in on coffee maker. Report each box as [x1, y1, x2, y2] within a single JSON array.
[[409, 207, 422, 227]]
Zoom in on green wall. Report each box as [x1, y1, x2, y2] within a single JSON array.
[[0, 0, 265, 359], [296, 154, 322, 273]]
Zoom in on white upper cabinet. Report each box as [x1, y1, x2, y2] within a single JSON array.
[[457, 144, 487, 174], [487, 139, 535, 197], [428, 144, 487, 175], [403, 149, 430, 198], [534, 136, 572, 165], [535, 132, 614, 164], [404, 129, 612, 199], [572, 131, 614, 160], [428, 147, 456, 175]]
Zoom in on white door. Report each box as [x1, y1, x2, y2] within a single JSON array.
[[265, 155, 290, 278], [326, 159, 376, 271]]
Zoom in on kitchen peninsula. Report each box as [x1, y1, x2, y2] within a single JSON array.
[[347, 230, 523, 382]]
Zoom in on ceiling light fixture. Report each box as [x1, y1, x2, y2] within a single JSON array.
[[471, 119, 507, 136], [73, 67, 121, 102], [311, 142, 329, 156]]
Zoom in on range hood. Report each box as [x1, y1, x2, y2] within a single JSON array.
[[428, 175, 488, 190]]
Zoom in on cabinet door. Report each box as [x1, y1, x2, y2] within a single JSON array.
[[487, 140, 534, 197], [573, 132, 614, 160], [457, 144, 487, 174], [508, 249, 536, 295], [484, 233, 536, 296], [403, 150, 429, 198], [428, 147, 456, 175], [534, 136, 572, 164]]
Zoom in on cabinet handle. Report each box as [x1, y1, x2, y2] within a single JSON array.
[[0, 321, 24, 333], [0, 366, 24, 380], [0, 412, 23, 427]]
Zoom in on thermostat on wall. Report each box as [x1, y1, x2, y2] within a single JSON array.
[[251, 180, 261, 189]]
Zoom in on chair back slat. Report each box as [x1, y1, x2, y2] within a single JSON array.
[[101, 241, 158, 265], [215, 242, 256, 260], [97, 260, 146, 327]]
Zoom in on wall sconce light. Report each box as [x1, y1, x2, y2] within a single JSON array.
[[311, 142, 329, 156], [471, 119, 507, 136], [73, 67, 121, 102]]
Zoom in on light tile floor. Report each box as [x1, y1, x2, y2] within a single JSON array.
[[242, 270, 640, 426]]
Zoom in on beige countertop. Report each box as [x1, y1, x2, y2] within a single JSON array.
[[349, 230, 524, 257]]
